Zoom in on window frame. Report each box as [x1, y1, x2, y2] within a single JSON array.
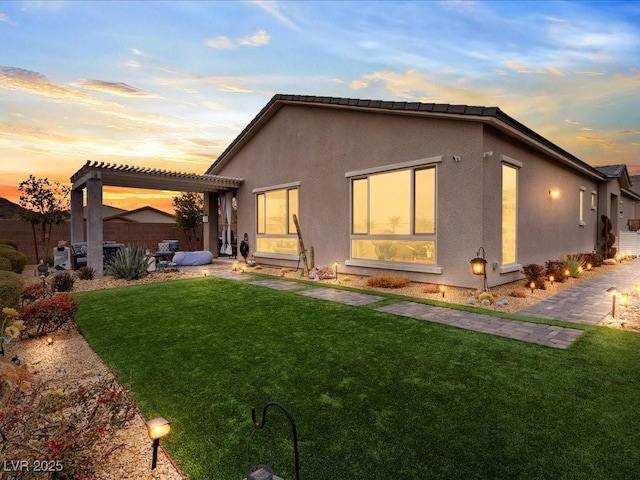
[[499, 156, 521, 274], [345, 157, 442, 273], [253, 182, 300, 259]]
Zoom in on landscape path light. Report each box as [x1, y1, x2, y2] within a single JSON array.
[[621, 292, 630, 307], [607, 287, 618, 318], [145, 417, 170, 470]]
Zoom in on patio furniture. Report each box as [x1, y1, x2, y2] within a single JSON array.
[[71, 241, 125, 269], [154, 240, 179, 270]]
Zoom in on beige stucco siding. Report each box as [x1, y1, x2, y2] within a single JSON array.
[[215, 103, 605, 287]]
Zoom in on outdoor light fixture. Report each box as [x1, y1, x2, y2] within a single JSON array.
[[145, 417, 170, 470], [530, 281, 536, 293], [46, 337, 53, 346], [635, 282, 640, 297], [586, 263, 593, 271], [439, 284, 446, 298], [549, 275, 555, 286], [232, 261, 239, 271], [334, 261, 339, 281], [549, 187, 560, 199], [607, 287, 618, 318], [470, 247, 488, 292], [564, 269, 570, 278], [202, 268, 208, 277], [621, 292, 630, 307], [247, 402, 299, 480]]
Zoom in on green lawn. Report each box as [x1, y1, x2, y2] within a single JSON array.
[[74, 277, 640, 480]]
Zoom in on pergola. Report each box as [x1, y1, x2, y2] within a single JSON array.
[[70, 161, 243, 275]]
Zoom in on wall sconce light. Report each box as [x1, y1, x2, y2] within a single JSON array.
[[549, 188, 560, 199], [439, 285, 446, 298], [549, 275, 555, 286], [146, 417, 171, 470], [470, 247, 488, 292], [607, 287, 618, 318]]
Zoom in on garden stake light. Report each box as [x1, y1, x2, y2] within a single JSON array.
[[46, 337, 53, 346], [549, 275, 555, 286], [635, 282, 640, 296], [439, 285, 446, 298], [146, 417, 170, 470], [621, 292, 630, 307], [607, 287, 618, 318], [247, 402, 299, 480], [530, 281, 535, 293]]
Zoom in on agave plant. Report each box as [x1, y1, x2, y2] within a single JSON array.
[[561, 254, 586, 278], [105, 244, 149, 280]]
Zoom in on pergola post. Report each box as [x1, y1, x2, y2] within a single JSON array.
[[86, 177, 104, 276], [70, 188, 84, 244], [203, 192, 219, 258]]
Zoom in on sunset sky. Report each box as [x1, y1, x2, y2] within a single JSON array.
[[1, 0, 639, 213]]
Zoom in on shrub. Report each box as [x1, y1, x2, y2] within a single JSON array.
[[0, 270, 24, 309], [76, 266, 95, 280], [0, 373, 135, 480], [22, 282, 49, 306], [0, 257, 11, 272], [52, 271, 75, 293], [0, 239, 18, 249], [0, 245, 27, 273], [478, 292, 495, 304], [562, 254, 586, 278], [545, 260, 568, 283], [367, 274, 410, 289], [582, 252, 603, 268], [521, 264, 546, 290], [423, 283, 440, 294], [510, 289, 527, 298], [19, 293, 78, 338], [105, 244, 148, 280]]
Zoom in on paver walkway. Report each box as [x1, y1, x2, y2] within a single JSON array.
[[297, 288, 385, 306], [250, 279, 307, 291], [517, 260, 640, 324], [378, 302, 583, 349]]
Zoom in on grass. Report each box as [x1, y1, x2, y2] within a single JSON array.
[[74, 277, 640, 479]]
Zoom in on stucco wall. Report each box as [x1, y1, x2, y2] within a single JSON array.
[[215, 103, 606, 287]]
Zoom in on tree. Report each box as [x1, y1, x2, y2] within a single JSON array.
[[18, 175, 70, 264], [172, 192, 203, 251]]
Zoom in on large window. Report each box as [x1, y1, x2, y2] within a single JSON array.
[[351, 167, 436, 264], [502, 164, 517, 264], [255, 186, 299, 256]]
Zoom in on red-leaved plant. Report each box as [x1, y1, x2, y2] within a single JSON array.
[[19, 294, 78, 338]]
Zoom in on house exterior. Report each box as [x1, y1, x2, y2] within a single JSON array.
[[104, 206, 175, 224], [204, 94, 639, 288]]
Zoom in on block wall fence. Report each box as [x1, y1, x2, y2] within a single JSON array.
[[0, 220, 205, 264]]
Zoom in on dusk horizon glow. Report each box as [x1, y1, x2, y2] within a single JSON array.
[[1, 1, 639, 213]]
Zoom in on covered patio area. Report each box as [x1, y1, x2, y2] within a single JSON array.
[[70, 160, 243, 275]]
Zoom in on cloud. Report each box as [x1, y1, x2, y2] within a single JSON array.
[[251, 1, 302, 32], [0, 12, 14, 25], [204, 36, 236, 49], [204, 30, 270, 49], [76, 79, 160, 98], [239, 30, 270, 47]]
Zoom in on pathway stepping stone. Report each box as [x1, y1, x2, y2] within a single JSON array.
[[209, 272, 256, 281], [297, 288, 385, 306], [378, 301, 584, 349], [250, 279, 307, 291]]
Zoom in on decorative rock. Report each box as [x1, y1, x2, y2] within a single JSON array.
[[467, 297, 477, 305], [603, 258, 618, 265], [481, 299, 491, 307]]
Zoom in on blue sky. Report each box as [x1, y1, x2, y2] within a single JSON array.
[[1, 0, 639, 211]]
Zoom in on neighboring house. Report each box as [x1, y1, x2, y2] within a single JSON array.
[[83, 205, 128, 219], [204, 94, 640, 288], [104, 206, 175, 224]]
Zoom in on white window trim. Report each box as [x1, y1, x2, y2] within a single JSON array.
[[499, 263, 522, 274], [579, 187, 586, 226], [254, 252, 299, 261], [345, 259, 443, 274], [345, 156, 442, 178], [591, 191, 597, 210], [253, 181, 301, 194], [500, 155, 523, 169]]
